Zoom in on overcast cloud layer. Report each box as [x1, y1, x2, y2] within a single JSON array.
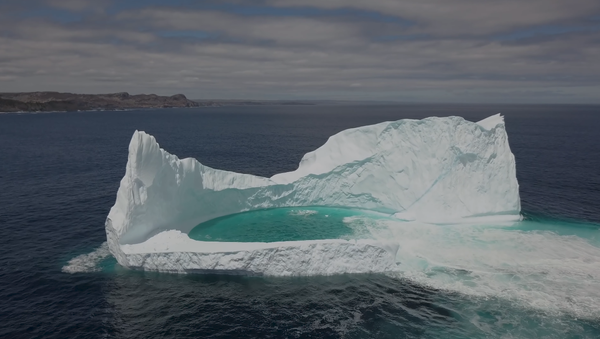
[[1, 0, 599, 103]]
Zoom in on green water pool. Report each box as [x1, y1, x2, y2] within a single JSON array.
[[188, 207, 372, 242]]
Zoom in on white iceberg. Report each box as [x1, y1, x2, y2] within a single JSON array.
[[105, 114, 520, 275]]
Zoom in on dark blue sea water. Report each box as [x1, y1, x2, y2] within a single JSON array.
[[1, 105, 600, 338]]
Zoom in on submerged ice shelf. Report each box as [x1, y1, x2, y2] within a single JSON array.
[[105, 114, 520, 275]]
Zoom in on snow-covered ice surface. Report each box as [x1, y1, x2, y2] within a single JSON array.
[[105, 114, 520, 275]]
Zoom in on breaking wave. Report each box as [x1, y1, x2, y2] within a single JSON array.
[[344, 215, 600, 319], [62, 242, 111, 273]]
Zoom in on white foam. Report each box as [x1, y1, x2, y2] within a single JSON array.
[[62, 242, 111, 273], [360, 219, 600, 318], [288, 209, 318, 216]]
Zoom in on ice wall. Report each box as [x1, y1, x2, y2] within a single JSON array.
[[105, 114, 520, 273]]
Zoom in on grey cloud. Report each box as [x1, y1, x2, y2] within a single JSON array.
[[116, 9, 367, 46], [266, 0, 600, 35], [45, 0, 112, 12], [0, 2, 599, 103]]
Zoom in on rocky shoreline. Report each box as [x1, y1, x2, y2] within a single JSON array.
[[0, 92, 200, 113]]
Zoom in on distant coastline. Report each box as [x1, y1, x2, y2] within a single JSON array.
[[2, 92, 470, 114], [0, 91, 202, 113], [0, 92, 322, 113], [3, 94, 593, 114]]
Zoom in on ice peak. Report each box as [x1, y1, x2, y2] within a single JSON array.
[[476, 113, 504, 130]]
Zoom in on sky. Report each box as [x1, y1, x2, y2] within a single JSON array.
[[1, 0, 599, 103]]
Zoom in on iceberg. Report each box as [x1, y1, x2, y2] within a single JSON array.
[[105, 114, 520, 275]]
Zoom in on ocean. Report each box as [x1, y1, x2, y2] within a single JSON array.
[[1, 104, 599, 338]]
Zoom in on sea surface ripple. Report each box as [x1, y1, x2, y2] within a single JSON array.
[[1, 105, 599, 338]]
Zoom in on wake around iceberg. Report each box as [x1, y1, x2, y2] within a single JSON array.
[[105, 114, 520, 275]]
